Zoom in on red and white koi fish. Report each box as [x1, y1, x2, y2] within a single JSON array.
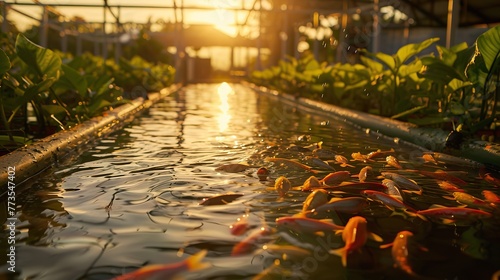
[[199, 194, 244, 206], [321, 171, 351, 186], [302, 189, 329, 212], [275, 216, 344, 234], [307, 197, 369, 216], [300, 175, 324, 191], [437, 180, 465, 192], [329, 216, 382, 267], [215, 163, 257, 173], [482, 190, 500, 204], [231, 226, 275, 256], [266, 157, 318, 174], [416, 206, 492, 223], [386, 155, 402, 169], [113, 250, 210, 280], [230, 211, 250, 236], [381, 172, 422, 194], [275, 176, 292, 197], [362, 190, 417, 213], [452, 192, 496, 211], [366, 148, 395, 159], [334, 155, 355, 168], [380, 231, 419, 277], [358, 166, 372, 183]]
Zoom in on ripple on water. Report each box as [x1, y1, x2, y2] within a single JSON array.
[[8, 84, 500, 280]]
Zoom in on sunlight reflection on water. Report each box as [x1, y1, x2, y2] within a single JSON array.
[[3, 83, 500, 280]]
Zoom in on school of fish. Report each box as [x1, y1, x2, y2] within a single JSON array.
[[113, 141, 500, 279]]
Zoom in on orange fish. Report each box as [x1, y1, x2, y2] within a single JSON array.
[[386, 155, 402, 169], [256, 167, 270, 181], [380, 231, 420, 277], [452, 192, 496, 211], [437, 180, 464, 192], [381, 172, 422, 194], [366, 148, 395, 159], [417, 170, 467, 186], [300, 175, 323, 191], [482, 190, 500, 204], [329, 216, 381, 267], [482, 173, 500, 187], [231, 226, 275, 256], [320, 171, 351, 186], [422, 154, 438, 165], [334, 155, 355, 168], [307, 197, 369, 216], [417, 206, 492, 224], [362, 190, 417, 213], [230, 211, 250, 236], [302, 189, 329, 212], [358, 166, 372, 182], [113, 250, 210, 280], [274, 176, 292, 197], [275, 216, 344, 234]]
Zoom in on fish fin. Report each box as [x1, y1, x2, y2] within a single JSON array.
[[329, 247, 347, 267], [429, 204, 448, 209], [379, 242, 393, 249], [441, 218, 457, 224], [334, 230, 343, 235], [442, 195, 455, 200], [291, 186, 302, 191], [368, 232, 384, 242], [185, 250, 211, 271], [314, 231, 325, 237]]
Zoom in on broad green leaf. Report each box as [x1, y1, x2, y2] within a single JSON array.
[[448, 79, 472, 92], [304, 58, 320, 71], [365, 51, 395, 70], [399, 60, 423, 77], [420, 57, 464, 84], [0, 48, 11, 76], [56, 64, 88, 96], [395, 37, 439, 66], [477, 25, 500, 71], [359, 55, 383, 73], [15, 33, 61, 81]]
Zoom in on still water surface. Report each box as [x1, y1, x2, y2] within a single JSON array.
[[2, 83, 500, 279]]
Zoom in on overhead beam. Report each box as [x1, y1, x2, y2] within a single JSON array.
[[399, 0, 447, 26]]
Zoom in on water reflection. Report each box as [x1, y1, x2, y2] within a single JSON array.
[[2, 84, 499, 280], [217, 82, 233, 134]]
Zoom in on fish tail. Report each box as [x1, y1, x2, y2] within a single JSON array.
[[185, 250, 211, 271], [329, 247, 347, 267]]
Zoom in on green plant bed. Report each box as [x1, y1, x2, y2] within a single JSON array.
[[249, 26, 500, 145], [0, 32, 176, 154]]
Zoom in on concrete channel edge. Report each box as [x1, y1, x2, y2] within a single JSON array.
[[0, 84, 182, 194], [246, 82, 500, 171]]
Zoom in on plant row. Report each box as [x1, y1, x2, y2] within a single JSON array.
[[250, 26, 500, 142], [0, 32, 176, 153]]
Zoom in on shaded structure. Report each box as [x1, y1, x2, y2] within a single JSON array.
[[2, 1, 500, 82]]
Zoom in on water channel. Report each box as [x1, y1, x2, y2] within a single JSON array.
[[1, 83, 499, 279]]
